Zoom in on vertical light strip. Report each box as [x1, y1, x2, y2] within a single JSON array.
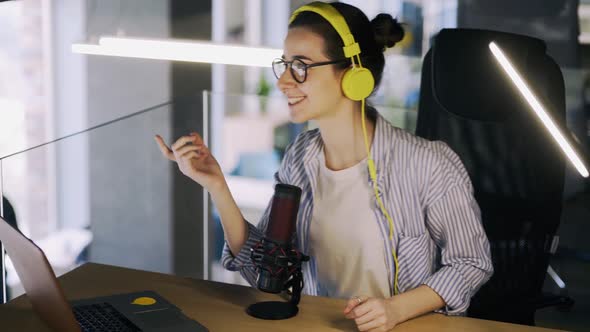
[[489, 42, 589, 178], [41, 0, 58, 234]]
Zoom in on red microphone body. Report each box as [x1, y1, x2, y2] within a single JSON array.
[[255, 184, 302, 293]]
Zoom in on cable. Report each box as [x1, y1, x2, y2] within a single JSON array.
[[359, 79, 400, 295]]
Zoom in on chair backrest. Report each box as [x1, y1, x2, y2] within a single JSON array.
[[416, 28, 566, 325]]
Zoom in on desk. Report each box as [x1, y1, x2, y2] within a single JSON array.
[[0, 263, 564, 332]]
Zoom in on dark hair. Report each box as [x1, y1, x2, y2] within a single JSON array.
[[289, 2, 404, 95]]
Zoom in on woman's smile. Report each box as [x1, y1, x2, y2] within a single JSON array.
[[288, 96, 306, 106]]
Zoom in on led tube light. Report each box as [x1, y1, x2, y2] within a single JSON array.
[[72, 36, 282, 68], [489, 41, 589, 178]]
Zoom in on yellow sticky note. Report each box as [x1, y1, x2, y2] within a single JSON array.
[[132, 297, 156, 306]]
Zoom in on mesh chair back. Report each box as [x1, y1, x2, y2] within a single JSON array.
[[416, 28, 566, 325]]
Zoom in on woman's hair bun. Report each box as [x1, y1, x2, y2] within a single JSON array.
[[371, 14, 405, 51]]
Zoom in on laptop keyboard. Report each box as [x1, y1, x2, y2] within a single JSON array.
[[73, 303, 141, 332]]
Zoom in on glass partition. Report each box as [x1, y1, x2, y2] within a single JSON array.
[[0, 90, 419, 302], [0, 95, 206, 301], [203, 91, 418, 286]]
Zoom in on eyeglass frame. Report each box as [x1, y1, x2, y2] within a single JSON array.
[[272, 57, 350, 83]]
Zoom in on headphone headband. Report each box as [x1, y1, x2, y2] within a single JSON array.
[[289, 2, 361, 58]]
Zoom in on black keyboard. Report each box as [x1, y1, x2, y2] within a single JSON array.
[[73, 302, 141, 332]]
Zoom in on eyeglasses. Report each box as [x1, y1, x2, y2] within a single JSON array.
[[272, 58, 349, 83]]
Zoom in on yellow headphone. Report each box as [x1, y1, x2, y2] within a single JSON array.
[[290, 2, 374, 101], [290, 2, 400, 295]]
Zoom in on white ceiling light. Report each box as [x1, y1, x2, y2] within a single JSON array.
[[489, 41, 589, 178], [72, 36, 282, 68]]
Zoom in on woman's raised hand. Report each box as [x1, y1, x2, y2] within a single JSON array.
[[155, 132, 225, 192]]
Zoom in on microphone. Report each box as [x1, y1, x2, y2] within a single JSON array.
[[247, 183, 309, 320], [265, 183, 300, 245], [256, 183, 301, 293]]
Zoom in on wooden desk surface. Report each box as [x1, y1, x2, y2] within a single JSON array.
[[1, 263, 565, 332]]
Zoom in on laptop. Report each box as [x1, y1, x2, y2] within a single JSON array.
[[0, 216, 208, 332]]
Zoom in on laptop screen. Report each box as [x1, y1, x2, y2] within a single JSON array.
[[0, 216, 81, 332]]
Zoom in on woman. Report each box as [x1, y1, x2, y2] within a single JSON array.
[[156, 2, 493, 331]]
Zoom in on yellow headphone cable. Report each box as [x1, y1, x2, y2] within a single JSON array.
[[358, 56, 400, 296]]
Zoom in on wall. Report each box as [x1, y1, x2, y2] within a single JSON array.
[[83, 0, 173, 273]]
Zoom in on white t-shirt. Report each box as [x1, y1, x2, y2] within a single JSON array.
[[309, 151, 391, 299]]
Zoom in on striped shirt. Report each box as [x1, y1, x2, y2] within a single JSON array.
[[222, 112, 493, 315]]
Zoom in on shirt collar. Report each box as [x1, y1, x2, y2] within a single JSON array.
[[302, 110, 391, 182]]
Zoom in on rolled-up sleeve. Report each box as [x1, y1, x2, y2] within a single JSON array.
[[220, 209, 268, 286], [421, 142, 493, 315], [422, 184, 493, 315]]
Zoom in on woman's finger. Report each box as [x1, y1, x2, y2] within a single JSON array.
[[357, 317, 383, 332], [354, 308, 379, 326], [154, 135, 176, 161], [190, 132, 205, 145], [179, 150, 201, 161], [344, 296, 369, 317], [344, 301, 359, 315], [348, 301, 372, 320], [171, 135, 198, 150], [174, 144, 205, 156]]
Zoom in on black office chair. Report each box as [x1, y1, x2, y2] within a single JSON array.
[[416, 28, 574, 325]]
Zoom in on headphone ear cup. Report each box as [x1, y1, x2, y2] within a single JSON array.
[[341, 67, 375, 101]]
